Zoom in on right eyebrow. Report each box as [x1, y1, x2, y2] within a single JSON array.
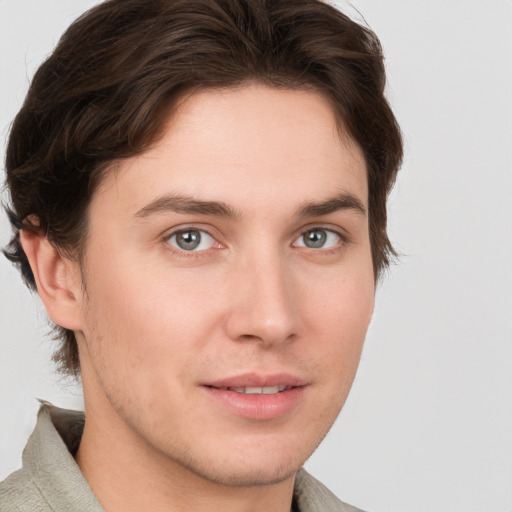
[[133, 193, 241, 220]]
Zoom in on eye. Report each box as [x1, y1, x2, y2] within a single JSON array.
[[294, 228, 341, 249], [166, 229, 215, 251]]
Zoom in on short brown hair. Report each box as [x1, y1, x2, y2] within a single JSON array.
[[3, 0, 402, 376]]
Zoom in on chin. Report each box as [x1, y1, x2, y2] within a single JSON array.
[[184, 458, 301, 488], [160, 431, 323, 489]]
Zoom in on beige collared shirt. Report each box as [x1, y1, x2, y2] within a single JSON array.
[[0, 403, 364, 512]]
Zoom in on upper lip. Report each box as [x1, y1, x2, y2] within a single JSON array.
[[204, 373, 308, 389]]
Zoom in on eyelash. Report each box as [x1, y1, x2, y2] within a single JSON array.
[[162, 225, 349, 257], [293, 227, 349, 254], [163, 226, 220, 258]]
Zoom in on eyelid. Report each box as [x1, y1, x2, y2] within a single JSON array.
[[162, 223, 220, 240], [162, 224, 224, 255], [293, 224, 350, 242]]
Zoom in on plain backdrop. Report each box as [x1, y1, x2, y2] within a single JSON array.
[[1, 1, 511, 511]]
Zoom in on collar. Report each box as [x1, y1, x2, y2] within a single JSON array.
[[22, 402, 360, 512]]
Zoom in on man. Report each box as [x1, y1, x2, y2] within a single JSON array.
[[0, 0, 402, 510]]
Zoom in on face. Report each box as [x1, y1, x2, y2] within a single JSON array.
[[75, 84, 374, 487]]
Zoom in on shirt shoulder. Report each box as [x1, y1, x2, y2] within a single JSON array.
[[0, 468, 52, 512], [1, 403, 104, 512], [294, 469, 367, 512]]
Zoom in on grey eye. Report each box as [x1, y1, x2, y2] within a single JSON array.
[[295, 229, 341, 249], [167, 230, 215, 251], [303, 230, 327, 248], [176, 230, 201, 250]]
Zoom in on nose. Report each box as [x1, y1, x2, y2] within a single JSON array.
[[225, 249, 299, 347]]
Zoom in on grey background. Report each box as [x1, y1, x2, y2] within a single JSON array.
[[1, 1, 511, 511]]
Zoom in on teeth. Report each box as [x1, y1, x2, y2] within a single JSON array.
[[227, 386, 288, 394]]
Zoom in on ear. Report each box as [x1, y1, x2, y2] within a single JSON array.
[[20, 229, 84, 331]]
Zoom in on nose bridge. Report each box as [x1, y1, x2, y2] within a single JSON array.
[[226, 242, 298, 346]]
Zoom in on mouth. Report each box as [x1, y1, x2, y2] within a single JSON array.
[[201, 374, 307, 420], [209, 385, 292, 395], [204, 372, 307, 389]]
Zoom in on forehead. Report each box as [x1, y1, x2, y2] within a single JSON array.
[[93, 84, 367, 216]]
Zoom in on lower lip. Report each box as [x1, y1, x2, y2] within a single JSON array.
[[201, 386, 306, 420]]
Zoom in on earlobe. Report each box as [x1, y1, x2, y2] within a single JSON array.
[[20, 229, 83, 331]]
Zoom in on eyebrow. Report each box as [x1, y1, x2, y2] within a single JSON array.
[[134, 193, 241, 219], [133, 191, 367, 221], [295, 192, 367, 218]]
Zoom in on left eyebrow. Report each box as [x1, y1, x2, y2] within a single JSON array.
[[295, 192, 367, 218]]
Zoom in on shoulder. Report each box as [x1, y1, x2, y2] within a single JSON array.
[[1, 403, 102, 512], [0, 468, 51, 512], [294, 469, 367, 512]]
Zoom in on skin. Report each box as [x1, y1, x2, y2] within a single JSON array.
[[21, 84, 374, 512]]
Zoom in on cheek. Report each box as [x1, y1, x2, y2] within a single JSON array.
[[79, 259, 213, 418], [299, 260, 374, 376], [80, 252, 222, 370]]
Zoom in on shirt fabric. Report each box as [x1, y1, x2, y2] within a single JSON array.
[[0, 402, 365, 512]]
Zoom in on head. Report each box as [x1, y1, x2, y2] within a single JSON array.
[[4, 0, 402, 377], [4, 0, 402, 488]]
